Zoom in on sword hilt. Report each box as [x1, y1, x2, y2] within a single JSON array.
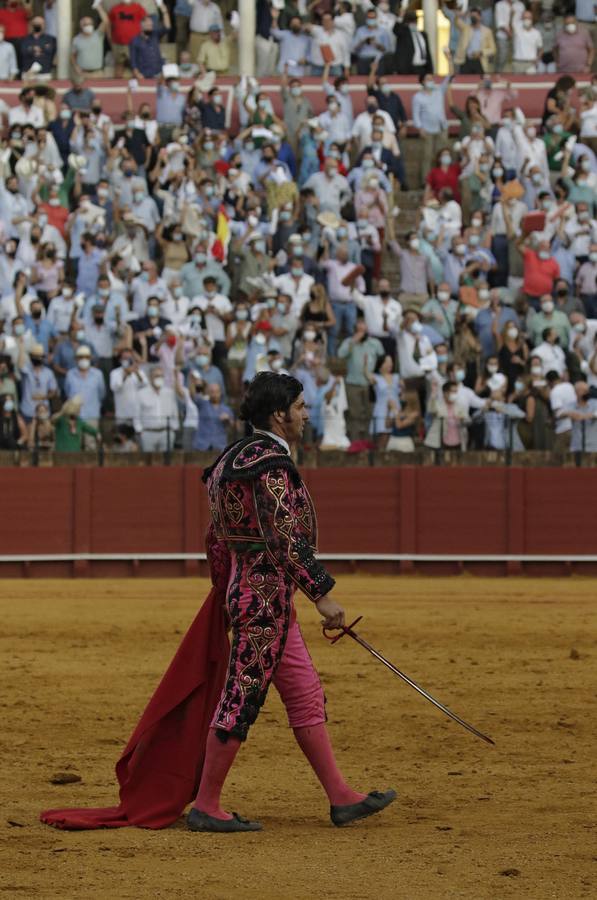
[[322, 615, 363, 644]]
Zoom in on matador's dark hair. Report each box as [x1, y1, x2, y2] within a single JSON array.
[[239, 372, 304, 430]]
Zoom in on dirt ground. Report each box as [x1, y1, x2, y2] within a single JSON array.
[[0, 576, 595, 900]]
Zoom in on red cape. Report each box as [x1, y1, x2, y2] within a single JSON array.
[[40, 587, 229, 830]]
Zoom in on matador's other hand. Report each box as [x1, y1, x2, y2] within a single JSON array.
[[316, 595, 345, 630]]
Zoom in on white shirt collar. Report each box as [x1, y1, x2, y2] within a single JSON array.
[[254, 429, 290, 455]]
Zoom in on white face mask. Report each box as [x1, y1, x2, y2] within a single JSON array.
[[487, 363, 499, 374], [542, 301, 554, 314], [565, 22, 577, 33], [303, 330, 316, 342], [78, 358, 91, 370], [438, 291, 450, 302], [507, 327, 519, 339], [153, 377, 164, 388], [409, 238, 420, 251]]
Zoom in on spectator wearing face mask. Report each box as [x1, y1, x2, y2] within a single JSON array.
[[20, 16, 55, 74], [546, 369, 576, 452], [64, 344, 105, 433], [130, 12, 171, 80], [412, 74, 450, 189], [511, 11, 542, 73], [569, 381, 597, 451], [496, 320, 528, 392], [424, 380, 470, 450], [354, 278, 402, 359], [19, 342, 58, 422], [180, 247, 230, 301], [271, 14, 310, 77], [190, 380, 233, 451], [350, 9, 392, 76], [533, 327, 567, 376], [225, 303, 252, 399], [576, 243, 597, 317], [425, 147, 461, 204], [393, 232, 433, 313], [318, 93, 351, 147], [554, 15, 594, 74], [70, 13, 108, 78], [391, 10, 433, 77], [337, 318, 383, 442], [134, 365, 179, 452], [421, 283, 457, 343], [518, 237, 560, 311], [452, 7, 496, 75], [0, 392, 27, 449], [193, 276, 232, 371], [473, 289, 518, 359], [0, 24, 17, 79], [530, 295, 571, 348], [109, 348, 148, 425]]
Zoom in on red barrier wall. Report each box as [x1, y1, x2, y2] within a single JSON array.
[[2, 466, 597, 577]]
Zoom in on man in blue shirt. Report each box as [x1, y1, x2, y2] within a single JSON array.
[[351, 9, 392, 75], [130, 13, 170, 79], [19, 344, 58, 421], [76, 233, 105, 296], [270, 11, 311, 76], [412, 73, 451, 188], [191, 382, 233, 450], [474, 290, 518, 359], [64, 346, 106, 426], [156, 76, 186, 136], [24, 298, 56, 354]]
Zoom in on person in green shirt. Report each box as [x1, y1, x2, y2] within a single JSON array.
[[52, 395, 100, 452], [542, 118, 572, 172], [338, 318, 384, 442]]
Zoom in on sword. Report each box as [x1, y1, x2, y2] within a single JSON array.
[[323, 616, 495, 746]]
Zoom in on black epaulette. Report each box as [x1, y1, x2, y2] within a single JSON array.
[[202, 435, 299, 485]]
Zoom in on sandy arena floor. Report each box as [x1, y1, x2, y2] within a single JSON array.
[[0, 576, 595, 900]]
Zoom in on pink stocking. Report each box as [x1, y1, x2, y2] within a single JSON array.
[[193, 729, 241, 820], [293, 723, 367, 806]]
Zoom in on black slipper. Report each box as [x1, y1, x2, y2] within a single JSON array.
[[330, 789, 397, 827], [186, 807, 263, 833]]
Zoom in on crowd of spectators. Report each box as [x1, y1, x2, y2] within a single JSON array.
[[1, 0, 597, 458]]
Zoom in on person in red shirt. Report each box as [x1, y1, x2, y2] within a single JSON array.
[[0, 0, 31, 71], [105, 0, 147, 77], [519, 238, 560, 310], [425, 147, 461, 203], [38, 185, 69, 237]]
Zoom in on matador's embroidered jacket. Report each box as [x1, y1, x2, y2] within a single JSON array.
[[202, 433, 335, 602]]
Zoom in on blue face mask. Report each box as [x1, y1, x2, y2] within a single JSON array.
[[455, 370, 465, 383], [196, 354, 209, 367], [195, 253, 207, 265], [291, 267, 303, 277], [141, 271, 150, 282], [280, 210, 292, 221], [437, 354, 448, 363]]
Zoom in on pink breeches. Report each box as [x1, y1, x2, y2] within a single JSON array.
[[271, 619, 326, 729], [210, 548, 326, 740]]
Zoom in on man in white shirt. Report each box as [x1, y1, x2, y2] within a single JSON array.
[[397, 311, 437, 381], [564, 202, 597, 260], [494, 0, 526, 71], [305, 13, 350, 75], [533, 328, 567, 375], [192, 276, 232, 370], [351, 97, 395, 152], [110, 348, 148, 425], [46, 286, 79, 336], [134, 365, 180, 451], [320, 245, 365, 355], [8, 88, 45, 127], [354, 278, 402, 357], [273, 261, 315, 319], [512, 12, 543, 73], [0, 174, 30, 239], [548, 371, 576, 452], [0, 25, 18, 80], [494, 113, 519, 175], [317, 95, 351, 146], [303, 159, 352, 217]]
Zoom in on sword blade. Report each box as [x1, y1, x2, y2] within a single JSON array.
[[346, 629, 495, 746]]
